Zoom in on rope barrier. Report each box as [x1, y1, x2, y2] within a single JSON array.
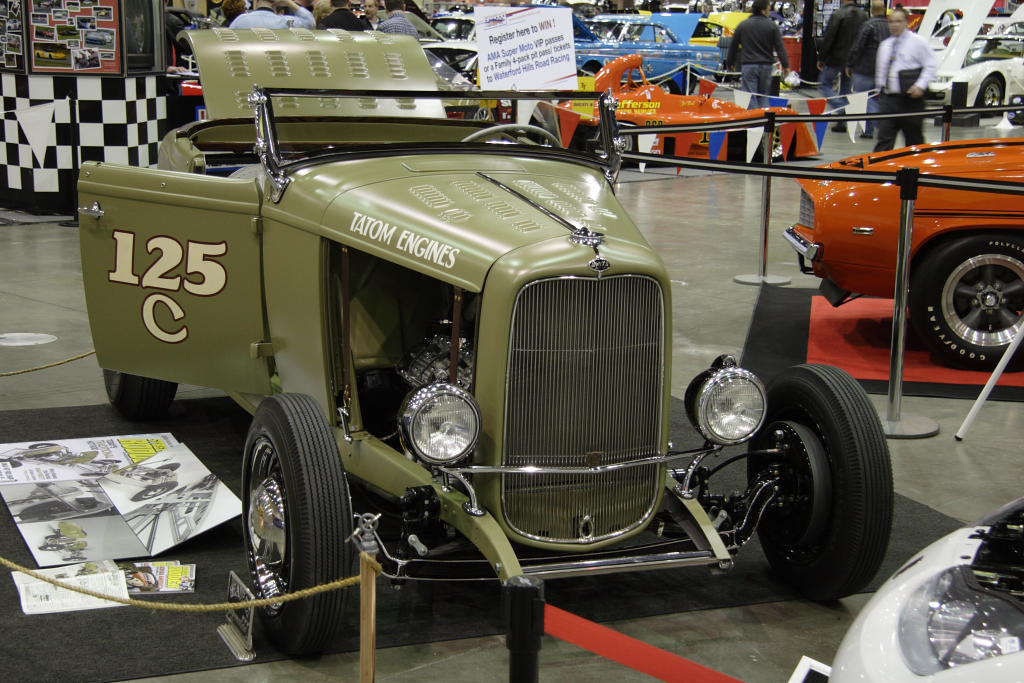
[[0, 553, 371, 612], [0, 350, 96, 376]]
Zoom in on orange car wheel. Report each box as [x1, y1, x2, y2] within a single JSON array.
[[910, 233, 1024, 371]]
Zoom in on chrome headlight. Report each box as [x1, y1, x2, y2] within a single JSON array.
[[399, 383, 480, 466], [684, 356, 766, 445], [899, 566, 1024, 674]]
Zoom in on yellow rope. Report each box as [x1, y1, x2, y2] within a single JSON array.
[[0, 553, 381, 612], [0, 350, 96, 377]]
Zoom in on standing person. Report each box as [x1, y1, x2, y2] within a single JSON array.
[[817, 0, 867, 132], [873, 6, 936, 152], [846, 0, 890, 139], [725, 0, 791, 109], [320, 0, 364, 29], [230, 0, 314, 28], [377, 0, 418, 36], [360, 1, 383, 30]]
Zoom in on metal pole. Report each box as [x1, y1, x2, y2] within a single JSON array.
[[941, 104, 953, 143], [506, 575, 544, 683], [60, 95, 80, 228], [955, 320, 1024, 440], [735, 112, 791, 286], [882, 167, 939, 439]]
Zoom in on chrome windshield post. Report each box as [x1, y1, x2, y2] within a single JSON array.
[[597, 90, 622, 185], [248, 85, 290, 203]]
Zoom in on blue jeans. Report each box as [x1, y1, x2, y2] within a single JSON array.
[[851, 72, 879, 134], [819, 64, 851, 114], [741, 63, 773, 109]]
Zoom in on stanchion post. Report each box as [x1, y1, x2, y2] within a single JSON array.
[[506, 575, 544, 683], [883, 167, 939, 439], [59, 94, 80, 228], [941, 104, 953, 143], [734, 112, 791, 286]]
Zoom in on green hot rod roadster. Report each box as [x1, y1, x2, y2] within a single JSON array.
[[78, 28, 893, 655]]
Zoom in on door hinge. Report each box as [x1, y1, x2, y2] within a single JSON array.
[[251, 217, 262, 235], [249, 341, 274, 359]]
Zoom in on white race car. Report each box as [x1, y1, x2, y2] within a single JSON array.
[[928, 35, 1024, 107], [830, 496, 1024, 682]]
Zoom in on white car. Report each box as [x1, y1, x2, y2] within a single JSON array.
[[830, 496, 1024, 683], [928, 35, 1024, 106]]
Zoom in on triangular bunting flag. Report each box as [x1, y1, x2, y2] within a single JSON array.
[[767, 96, 788, 108], [845, 90, 869, 143], [733, 89, 752, 109], [516, 100, 539, 126], [746, 126, 764, 162], [674, 133, 696, 157], [557, 106, 582, 149], [16, 102, 56, 167], [709, 131, 727, 160], [636, 133, 657, 173], [780, 123, 796, 158], [806, 98, 828, 149], [698, 78, 717, 97]]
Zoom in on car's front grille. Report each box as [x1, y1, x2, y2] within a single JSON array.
[[798, 189, 815, 228], [502, 274, 664, 544]]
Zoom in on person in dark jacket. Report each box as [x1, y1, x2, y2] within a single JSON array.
[[817, 0, 866, 131], [320, 0, 365, 30], [725, 0, 791, 108], [846, 0, 889, 138]]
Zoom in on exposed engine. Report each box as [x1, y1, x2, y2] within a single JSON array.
[[397, 330, 474, 391]]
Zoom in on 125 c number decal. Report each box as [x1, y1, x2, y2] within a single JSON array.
[[108, 230, 228, 343]]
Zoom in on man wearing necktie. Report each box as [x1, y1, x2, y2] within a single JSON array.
[[872, 7, 937, 152]]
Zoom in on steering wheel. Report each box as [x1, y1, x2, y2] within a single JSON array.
[[461, 123, 563, 147]]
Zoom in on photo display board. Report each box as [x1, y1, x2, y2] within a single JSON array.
[[28, 0, 121, 74], [1, 0, 26, 71]]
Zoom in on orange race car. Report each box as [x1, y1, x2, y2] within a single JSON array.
[[785, 139, 1024, 372], [559, 54, 819, 162]]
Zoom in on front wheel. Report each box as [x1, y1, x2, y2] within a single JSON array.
[[975, 75, 1004, 108], [103, 369, 178, 420], [909, 233, 1024, 371], [243, 393, 355, 655], [748, 364, 893, 601]]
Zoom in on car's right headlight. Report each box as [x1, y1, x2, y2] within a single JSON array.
[[898, 565, 1024, 674], [684, 355, 766, 445], [399, 382, 480, 466]]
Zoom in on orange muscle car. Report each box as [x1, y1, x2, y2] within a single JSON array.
[[786, 139, 1024, 371], [561, 54, 819, 161]]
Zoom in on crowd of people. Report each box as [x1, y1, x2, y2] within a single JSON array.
[[727, 0, 937, 152], [206, 0, 414, 33]]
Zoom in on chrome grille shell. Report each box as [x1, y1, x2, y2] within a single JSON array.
[[501, 274, 665, 544]]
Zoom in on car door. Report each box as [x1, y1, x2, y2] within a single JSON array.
[[77, 162, 274, 395]]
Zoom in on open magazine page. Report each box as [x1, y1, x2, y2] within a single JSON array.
[[0, 435, 240, 567], [12, 559, 129, 614]]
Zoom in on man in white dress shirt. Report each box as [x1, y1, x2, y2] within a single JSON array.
[[872, 7, 937, 152], [230, 0, 315, 29]]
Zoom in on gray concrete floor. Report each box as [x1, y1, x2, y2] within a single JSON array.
[[1, 113, 1022, 682]]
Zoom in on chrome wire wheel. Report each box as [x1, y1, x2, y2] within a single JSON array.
[[247, 436, 288, 614], [941, 253, 1024, 348]]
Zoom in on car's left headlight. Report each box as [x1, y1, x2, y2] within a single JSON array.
[[400, 383, 481, 465], [899, 565, 1024, 674], [684, 356, 766, 445]]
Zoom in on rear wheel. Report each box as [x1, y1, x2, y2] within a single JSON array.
[[910, 233, 1024, 371], [748, 364, 892, 601], [103, 369, 177, 420], [243, 393, 354, 655]]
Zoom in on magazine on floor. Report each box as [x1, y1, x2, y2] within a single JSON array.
[[119, 560, 197, 593], [0, 434, 241, 567], [11, 559, 129, 614]]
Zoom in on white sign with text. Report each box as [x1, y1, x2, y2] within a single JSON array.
[[476, 6, 577, 91]]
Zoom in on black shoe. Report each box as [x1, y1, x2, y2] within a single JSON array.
[[860, 131, 874, 139]]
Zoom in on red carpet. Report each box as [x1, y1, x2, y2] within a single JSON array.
[[806, 296, 1024, 387]]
